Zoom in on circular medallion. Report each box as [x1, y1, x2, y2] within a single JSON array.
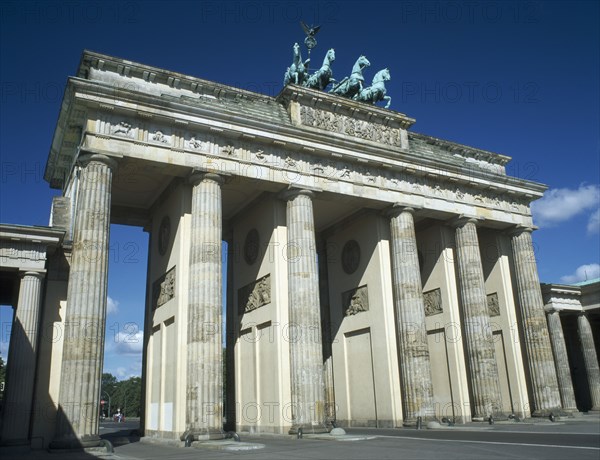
[[158, 216, 171, 256], [304, 36, 317, 50], [244, 228, 260, 265], [342, 240, 360, 274]]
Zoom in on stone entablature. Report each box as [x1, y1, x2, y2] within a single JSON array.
[[0, 224, 64, 271], [45, 52, 546, 224], [80, 116, 537, 225], [541, 283, 585, 312]]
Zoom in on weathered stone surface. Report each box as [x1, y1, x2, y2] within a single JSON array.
[[285, 189, 326, 433], [51, 196, 72, 238], [317, 241, 336, 426], [183, 172, 224, 440], [509, 227, 561, 414], [389, 206, 434, 422], [545, 309, 577, 411], [52, 153, 116, 448], [1, 271, 44, 444], [453, 217, 502, 418], [577, 314, 600, 410]]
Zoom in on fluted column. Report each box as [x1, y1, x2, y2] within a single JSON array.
[[389, 205, 434, 423], [509, 226, 561, 414], [52, 153, 116, 448], [453, 217, 502, 419], [182, 172, 224, 442], [1, 271, 44, 445], [577, 313, 600, 410], [545, 308, 578, 411], [285, 189, 326, 434]]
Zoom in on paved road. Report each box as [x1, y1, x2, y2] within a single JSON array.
[[2, 415, 598, 459], [112, 415, 600, 460]]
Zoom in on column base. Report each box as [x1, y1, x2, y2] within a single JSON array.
[[289, 424, 329, 436], [471, 411, 512, 422], [402, 416, 438, 427], [180, 429, 226, 445]]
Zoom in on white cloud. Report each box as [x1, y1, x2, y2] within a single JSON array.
[[587, 209, 600, 235], [105, 359, 142, 381], [107, 296, 119, 315], [560, 263, 600, 284], [531, 184, 600, 227], [112, 330, 144, 355], [115, 366, 127, 379]]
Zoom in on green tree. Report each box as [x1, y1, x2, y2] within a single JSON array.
[[101, 372, 118, 415], [112, 376, 142, 417]]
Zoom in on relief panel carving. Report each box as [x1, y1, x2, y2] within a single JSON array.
[[487, 292, 500, 317], [342, 285, 369, 316], [299, 106, 403, 148], [424, 288, 443, 316], [238, 274, 271, 314], [152, 266, 176, 310], [111, 121, 134, 138]]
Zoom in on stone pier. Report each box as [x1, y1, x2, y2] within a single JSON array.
[[51, 153, 116, 448], [577, 313, 600, 411], [545, 308, 578, 411], [509, 227, 561, 415], [453, 217, 502, 419], [389, 205, 434, 423], [182, 172, 225, 441], [285, 189, 327, 434], [317, 240, 336, 426], [1, 271, 44, 444]]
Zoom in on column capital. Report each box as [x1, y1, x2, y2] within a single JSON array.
[[279, 185, 321, 201], [77, 153, 118, 170], [543, 304, 563, 314], [20, 270, 45, 280], [506, 224, 537, 237], [188, 170, 224, 186], [386, 203, 422, 218], [448, 214, 483, 229]]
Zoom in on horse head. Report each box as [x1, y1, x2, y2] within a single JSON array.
[[356, 55, 371, 70], [326, 48, 336, 63], [373, 68, 391, 84]]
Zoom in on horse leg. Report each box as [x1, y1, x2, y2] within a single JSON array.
[[384, 95, 391, 109]]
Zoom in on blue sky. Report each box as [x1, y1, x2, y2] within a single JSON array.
[[1, 0, 599, 379]]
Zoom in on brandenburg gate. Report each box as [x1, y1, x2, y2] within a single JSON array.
[[1, 47, 596, 449]]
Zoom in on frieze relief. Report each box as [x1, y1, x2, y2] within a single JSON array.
[[238, 274, 271, 314], [110, 121, 134, 138], [299, 105, 403, 148], [151, 130, 170, 145], [424, 288, 443, 316], [152, 266, 176, 310], [342, 285, 369, 316], [92, 117, 531, 216]]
